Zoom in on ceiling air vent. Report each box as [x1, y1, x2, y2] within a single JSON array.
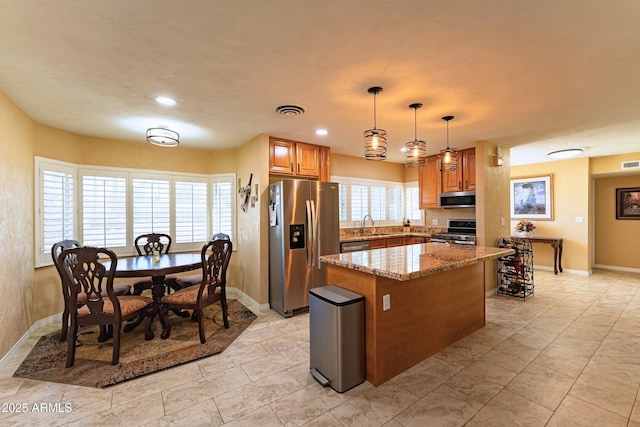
[[275, 105, 306, 117], [621, 160, 640, 170]]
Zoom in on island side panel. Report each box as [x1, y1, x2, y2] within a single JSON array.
[[325, 265, 378, 384], [375, 262, 486, 384], [326, 261, 486, 386]]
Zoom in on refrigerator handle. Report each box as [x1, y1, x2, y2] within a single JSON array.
[[310, 200, 317, 268], [305, 200, 314, 267]]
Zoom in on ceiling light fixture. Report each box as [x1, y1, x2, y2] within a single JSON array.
[[547, 148, 584, 159], [154, 96, 176, 106], [363, 86, 387, 161], [404, 103, 427, 168], [146, 126, 179, 147], [316, 129, 328, 136], [437, 115, 458, 172]]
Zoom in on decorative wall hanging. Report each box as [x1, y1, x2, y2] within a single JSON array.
[[239, 173, 253, 213]]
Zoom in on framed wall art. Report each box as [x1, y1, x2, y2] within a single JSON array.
[[616, 187, 640, 219], [510, 175, 553, 220]]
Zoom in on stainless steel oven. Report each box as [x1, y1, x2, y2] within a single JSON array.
[[430, 219, 477, 245]]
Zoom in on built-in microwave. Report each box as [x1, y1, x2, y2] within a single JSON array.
[[439, 191, 476, 208]]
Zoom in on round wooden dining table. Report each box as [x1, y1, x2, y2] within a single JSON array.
[[104, 253, 202, 340]]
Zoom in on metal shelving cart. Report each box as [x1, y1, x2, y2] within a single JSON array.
[[497, 237, 534, 299]]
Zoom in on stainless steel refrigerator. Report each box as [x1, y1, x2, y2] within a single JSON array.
[[268, 179, 340, 317]]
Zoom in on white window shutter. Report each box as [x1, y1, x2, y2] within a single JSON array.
[[211, 178, 234, 241], [42, 169, 75, 252], [81, 174, 127, 247], [132, 178, 171, 237], [175, 180, 208, 243]]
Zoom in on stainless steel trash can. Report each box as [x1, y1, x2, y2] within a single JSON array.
[[309, 285, 365, 393]]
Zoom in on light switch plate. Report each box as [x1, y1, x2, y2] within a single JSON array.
[[575, 216, 584, 223], [383, 294, 390, 311]]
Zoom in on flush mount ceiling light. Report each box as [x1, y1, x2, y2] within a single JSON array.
[[437, 115, 458, 172], [404, 103, 427, 168], [154, 96, 176, 106], [146, 126, 179, 147], [315, 128, 328, 136], [363, 86, 387, 161], [547, 148, 584, 159]]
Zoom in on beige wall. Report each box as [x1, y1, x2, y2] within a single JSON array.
[[331, 153, 407, 182], [594, 174, 640, 269], [233, 134, 270, 305], [476, 141, 511, 291], [0, 92, 36, 357], [511, 158, 591, 273]]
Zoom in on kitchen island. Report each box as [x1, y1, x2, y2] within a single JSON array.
[[319, 242, 515, 386]]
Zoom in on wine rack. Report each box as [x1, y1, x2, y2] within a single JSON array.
[[497, 237, 534, 299]]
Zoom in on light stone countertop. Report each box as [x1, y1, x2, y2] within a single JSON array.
[[320, 242, 515, 281]]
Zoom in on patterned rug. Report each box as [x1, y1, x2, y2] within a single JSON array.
[[13, 299, 256, 388]]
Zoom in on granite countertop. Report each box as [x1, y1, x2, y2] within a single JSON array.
[[320, 243, 515, 281], [340, 232, 432, 243]]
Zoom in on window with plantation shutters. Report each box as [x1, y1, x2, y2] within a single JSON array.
[[211, 176, 235, 242], [388, 186, 404, 221], [332, 176, 423, 227], [338, 183, 348, 222], [350, 184, 369, 222], [370, 186, 386, 221], [175, 180, 208, 243], [81, 172, 127, 247], [42, 169, 75, 252], [405, 184, 422, 222], [132, 177, 171, 237]]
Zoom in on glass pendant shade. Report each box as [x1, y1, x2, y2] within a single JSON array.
[[437, 115, 458, 171], [147, 127, 179, 147], [363, 86, 387, 161], [405, 103, 427, 167]]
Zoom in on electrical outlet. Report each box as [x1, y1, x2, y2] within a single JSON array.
[[431, 219, 439, 226], [383, 294, 390, 311]]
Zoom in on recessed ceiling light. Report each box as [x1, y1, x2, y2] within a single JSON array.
[[400, 147, 409, 152], [547, 148, 584, 159], [315, 129, 328, 136], [155, 96, 176, 106]]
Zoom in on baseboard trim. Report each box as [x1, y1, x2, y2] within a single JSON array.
[[533, 265, 591, 276], [227, 287, 271, 313], [0, 313, 59, 367], [593, 264, 640, 274]]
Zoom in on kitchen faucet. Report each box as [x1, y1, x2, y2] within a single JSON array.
[[361, 214, 375, 235]]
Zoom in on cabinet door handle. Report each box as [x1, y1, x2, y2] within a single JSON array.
[[298, 163, 300, 173], [290, 162, 293, 172], [458, 181, 462, 189], [465, 180, 468, 189]]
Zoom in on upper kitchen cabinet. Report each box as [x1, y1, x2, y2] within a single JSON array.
[[419, 155, 441, 209], [269, 137, 330, 180], [441, 148, 476, 193]]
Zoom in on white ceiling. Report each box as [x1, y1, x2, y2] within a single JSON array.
[[1, 0, 639, 166]]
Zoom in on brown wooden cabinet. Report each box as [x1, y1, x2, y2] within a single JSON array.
[[402, 236, 424, 245], [369, 239, 387, 249], [386, 237, 404, 247], [269, 137, 330, 180], [418, 155, 441, 209], [441, 148, 475, 193]]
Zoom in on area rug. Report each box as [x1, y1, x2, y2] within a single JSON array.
[[13, 299, 256, 388]]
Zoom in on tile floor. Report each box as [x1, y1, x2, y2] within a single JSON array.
[[2, 269, 640, 426]]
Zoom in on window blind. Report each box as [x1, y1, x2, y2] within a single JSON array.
[[82, 175, 127, 247], [132, 178, 171, 236], [175, 180, 208, 243]]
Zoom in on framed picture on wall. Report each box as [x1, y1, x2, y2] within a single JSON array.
[[616, 187, 640, 219], [510, 175, 553, 220]]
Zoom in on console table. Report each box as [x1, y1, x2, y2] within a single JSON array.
[[512, 236, 563, 275]]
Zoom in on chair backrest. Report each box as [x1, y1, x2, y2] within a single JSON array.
[[52, 240, 82, 301], [211, 232, 231, 242], [200, 238, 232, 294], [134, 233, 172, 256], [58, 246, 120, 317]]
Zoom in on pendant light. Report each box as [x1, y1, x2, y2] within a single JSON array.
[[437, 115, 458, 172], [404, 103, 427, 167], [363, 86, 387, 160]]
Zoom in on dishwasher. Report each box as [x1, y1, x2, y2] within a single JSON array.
[[340, 240, 370, 253]]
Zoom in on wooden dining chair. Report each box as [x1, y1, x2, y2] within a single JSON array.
[[132, 233, 177, 295], [52, 240, 131, 342], [58, 246, 153, 367], [159, 237, 232, 343], [174, 233, 231, 290]]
